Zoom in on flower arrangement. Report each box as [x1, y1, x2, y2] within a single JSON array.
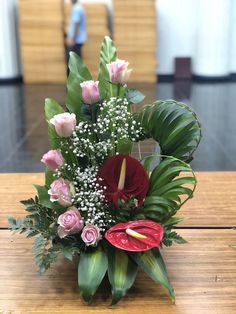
[[9, 36, 201, 305]]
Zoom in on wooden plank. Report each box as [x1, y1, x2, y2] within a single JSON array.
[[63, 2, 110, 78], [180, 172, 236, 227], [20, 28, 65, 46], [1, 172, 236, 228], [113, 0, 157, 82], [19, 0, 66, 84], [0, 229, 235, 313]]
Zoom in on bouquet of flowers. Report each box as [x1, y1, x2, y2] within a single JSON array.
[[9, 36, 201, 305]]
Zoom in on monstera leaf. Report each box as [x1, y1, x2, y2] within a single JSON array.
[[134, 100, 202, 163], [142, 155, 196, 224]]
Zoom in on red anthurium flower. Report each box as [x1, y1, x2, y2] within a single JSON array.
[[105, 220, 164, 251], [97, 154, 149, 207]]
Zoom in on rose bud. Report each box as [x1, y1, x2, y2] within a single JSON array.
[[57, 207, 84, 238], [41, 149, 64, 171], [107, 59, 132, 85], [97, 154, 149, 207], [105, 220, 164, 251], [50, 112, 76, 138], [80, 80, 100, 104], [48, 178, 73, 206], [81, 224, 102, 246]]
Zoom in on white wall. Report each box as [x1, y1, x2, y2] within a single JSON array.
[[157, 0, 197, 75], [194, 0, 231, 77], [0, 0, 21, 79], [157, 0, 235, 77], [230, 0, 236, 73]]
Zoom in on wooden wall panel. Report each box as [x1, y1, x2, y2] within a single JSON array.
[[113, 0, 157, 83], [64, 3, 110, 78], [19, 0, 66, 84]]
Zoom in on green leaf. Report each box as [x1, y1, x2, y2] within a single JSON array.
[[131, 248, 175, 302], [163, 216, 185, 227], [98, 36, 117, 99], [78, 246, 108, 303], [142, 156, 196, 224], [45, 169, 55, 187], [125, 89, 145, 104], [33, 236, 58, 275], [56, 245, 80, 261], [162, 231, 187, 247], [134, 100, 202, 163], [45, 98, 64, 149], [66, 52, 92, 118], [34, 185, 61, 210], [45, 98, 64, 120], [107, 247, 138, 305], [117, 138, 133, 154]]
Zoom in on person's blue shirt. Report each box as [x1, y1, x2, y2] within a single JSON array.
[[68, 4, 87, 44]]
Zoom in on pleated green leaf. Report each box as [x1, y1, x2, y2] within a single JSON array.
[[142, 155, 196, 224], [134, 100, 202, 163], [131, 248, 175, 303], [107, 247, 138, 305], [78, 246, 108, 303], [66, 52, 92, 118]]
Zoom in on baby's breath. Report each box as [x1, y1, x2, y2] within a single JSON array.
[[72, 166, 115, 232]]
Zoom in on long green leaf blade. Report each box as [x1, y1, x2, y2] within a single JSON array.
[[78, 246, 108, 303], [45, 98, 64, 149], [66, 52, 92, 118], [107, 247, 138, 305], [131, 248, 175, 303], [98, 36, 117, 99]]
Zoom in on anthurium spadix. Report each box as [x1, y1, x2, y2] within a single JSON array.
[[97, 154, 149, 206], [105, 220, 164, 251]]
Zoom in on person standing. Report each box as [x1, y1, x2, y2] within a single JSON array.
[[66, 0, 87, 63]]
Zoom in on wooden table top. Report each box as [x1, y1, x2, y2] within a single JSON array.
[[0, 172, 236, 313]]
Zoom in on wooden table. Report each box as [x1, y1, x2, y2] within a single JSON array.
[[0, 173, 236, 313]]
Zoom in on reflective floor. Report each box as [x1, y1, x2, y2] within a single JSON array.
[[0, 81, 236, 172]]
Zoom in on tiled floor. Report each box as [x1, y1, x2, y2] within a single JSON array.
[[0, 81, 236, 172]]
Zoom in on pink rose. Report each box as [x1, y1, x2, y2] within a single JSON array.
[[57, 207, 84, 238], [107, 59, 132, 84], [50, 112, 76, 138], [41, 149, 64, 171], [81, 224, 102, 246], [80, 80, 100, 104], [48, 178, 73, 206]]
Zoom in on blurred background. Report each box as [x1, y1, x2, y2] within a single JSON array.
[[0, 0, 236, 172]]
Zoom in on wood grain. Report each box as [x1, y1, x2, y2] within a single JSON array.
[[1, 172, 236, 228], [180, 172, 236, 227], [19, 0, 66, 83], [113, 0, 157, 83], [0, 229, 235, 313]]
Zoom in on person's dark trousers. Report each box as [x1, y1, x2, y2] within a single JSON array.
[[66, 43, 83, 75]]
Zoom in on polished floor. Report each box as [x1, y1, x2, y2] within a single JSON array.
[[0, 81, 236, 172]]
